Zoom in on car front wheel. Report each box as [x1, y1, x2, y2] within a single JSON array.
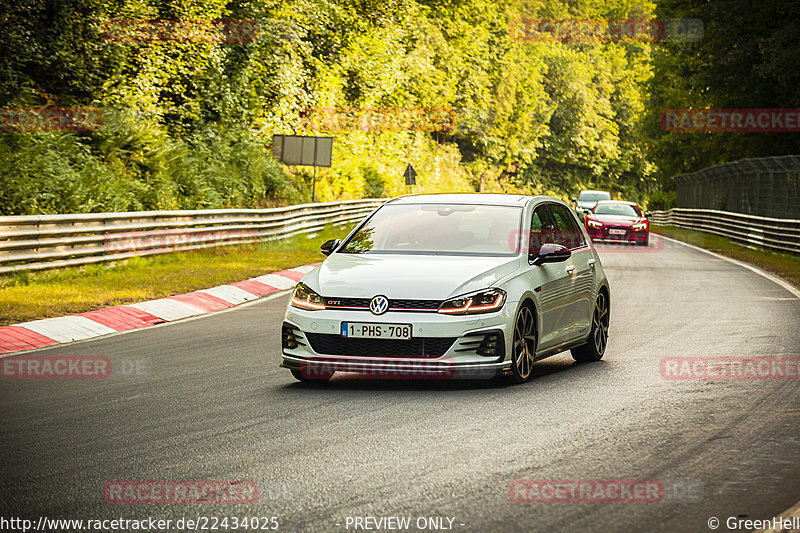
[[571, 291, 609, 362], [509, 304, 537, 383]]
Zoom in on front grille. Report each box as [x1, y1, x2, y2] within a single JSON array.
[[390, 299, 441, 310], [324, 297, 442, 312], [305, 333, 456, 358], [324, 297, 371, 308]]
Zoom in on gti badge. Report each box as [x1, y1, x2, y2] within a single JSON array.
[[369, 295, 389, 315]]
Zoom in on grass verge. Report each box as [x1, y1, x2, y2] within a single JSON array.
[[0, 224, 354, 326], [652, 225, 800, 290]]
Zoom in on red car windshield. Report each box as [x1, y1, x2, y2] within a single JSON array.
[[593, 203, 641, 217]]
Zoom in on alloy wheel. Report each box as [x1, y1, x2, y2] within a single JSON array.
[[513, 306, 536, 381]]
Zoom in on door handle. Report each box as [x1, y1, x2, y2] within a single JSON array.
[[565, 265, 575, 274]]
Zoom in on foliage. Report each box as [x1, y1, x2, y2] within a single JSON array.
[[1, 0, 661, 214], [645, 0, 800, 193], [646, 189, 675, 211]]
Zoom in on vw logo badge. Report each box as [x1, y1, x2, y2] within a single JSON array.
[[369, 295, 389, 315]]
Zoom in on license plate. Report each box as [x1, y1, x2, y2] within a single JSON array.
[[341, 322, 412, 340], [608, 229, 626, 235]]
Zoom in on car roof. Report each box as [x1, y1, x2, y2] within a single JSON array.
[[579, 190, 611, 194], [386, 193, 541, 206], [595, 200, 638, 206]]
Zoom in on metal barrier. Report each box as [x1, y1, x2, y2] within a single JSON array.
[[650, 208, 800, 255], [0, 199, 385, 274], [674, 155, 800, 219]]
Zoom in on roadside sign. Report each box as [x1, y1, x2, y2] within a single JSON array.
[[272, 135, 332, 167], [404, 164, 417, 186], [272, 135, 333, 202]]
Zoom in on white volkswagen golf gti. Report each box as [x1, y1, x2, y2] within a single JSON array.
[[280, 194, 610, 384]]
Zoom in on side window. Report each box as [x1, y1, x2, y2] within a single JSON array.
[[529, 206, 555, 255], [547, 204, 586, 249]]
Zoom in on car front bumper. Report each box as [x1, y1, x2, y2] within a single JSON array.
[[586, 226, 648, 243], [280, 305, 517, 379]]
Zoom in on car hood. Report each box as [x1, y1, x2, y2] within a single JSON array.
[[590, 214, 645, 225], [302, 253, 523, 300]]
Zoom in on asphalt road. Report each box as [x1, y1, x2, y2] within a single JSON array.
[[2, 234, 799, 533]]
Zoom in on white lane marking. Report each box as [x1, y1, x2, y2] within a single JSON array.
[[658, 234, 800, 299], [252, 273, 297, 290], [199, 285, 259, 305], [129, 299, 205, 321], [16, 316, 117, 343], [0, 290, 292, 358]]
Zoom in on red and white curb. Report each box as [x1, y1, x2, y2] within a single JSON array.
[[0, 264, 318, 355]]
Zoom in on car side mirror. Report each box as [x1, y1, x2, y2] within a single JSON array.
[[571, 197, 577, 203], [645, 211, 652, 218], [320, 239, 340, 256], [529, 243, 571, 266]]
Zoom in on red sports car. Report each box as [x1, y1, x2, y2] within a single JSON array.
[[584, 200, 650, 246]]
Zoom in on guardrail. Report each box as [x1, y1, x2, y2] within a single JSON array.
[[650, 208, 800, 255], [0, 199, 385, 274]]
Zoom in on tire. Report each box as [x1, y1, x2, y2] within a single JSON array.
[[291, 368, 333, 383], [571, 291, 609, 363], [509, 304, 537, 384]]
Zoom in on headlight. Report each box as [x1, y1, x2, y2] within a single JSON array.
[[291, 283, 326, 311], [632, 222, 648, 230], [438, 288, 506, 315], [587, 220, 603, 228]]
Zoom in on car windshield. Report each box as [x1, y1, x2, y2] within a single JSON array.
[[339, 203, 522, 256], [593, 203, 641, 217], [578, 191, 611, 203]]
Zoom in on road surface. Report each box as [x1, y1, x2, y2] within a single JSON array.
[[1, 234, 799, 532]]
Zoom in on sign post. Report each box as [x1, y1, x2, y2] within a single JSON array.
[[272, 135, 333, 202], [404, 163, 417, 194]]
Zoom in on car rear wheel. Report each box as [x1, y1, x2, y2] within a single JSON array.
[[509, 305, 537, 384], [571, 291, 609, 362]]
